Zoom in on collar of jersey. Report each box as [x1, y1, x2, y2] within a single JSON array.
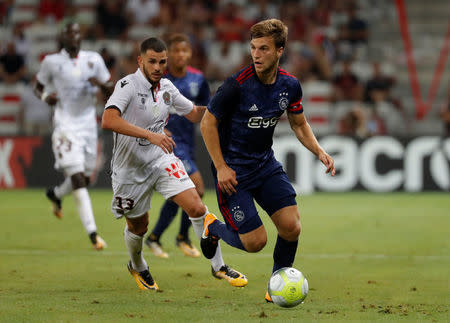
[[136, 68, 156, 91], [60, 48, 78, 60]]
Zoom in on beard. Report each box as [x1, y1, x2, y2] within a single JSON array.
[[143, 65, 159, 85]]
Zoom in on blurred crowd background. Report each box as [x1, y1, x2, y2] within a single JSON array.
[[0, 0, 449, 138]]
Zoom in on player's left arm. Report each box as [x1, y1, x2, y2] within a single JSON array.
[[288, 112, 336, 176], [183, 77, 210, 123], [184, 105, 206, 123], [170, 82, 206, 123], [88, 53, 114, 99]]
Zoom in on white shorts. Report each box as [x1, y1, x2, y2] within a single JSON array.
[[111, 155, 195, 219], [51, 128, 97, 177]]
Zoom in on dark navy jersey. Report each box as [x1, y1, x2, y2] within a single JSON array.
[[207, 64, 303, 182], [165, 66, 210, 159]]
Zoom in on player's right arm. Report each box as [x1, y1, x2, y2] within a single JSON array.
[[201, 110, 237, 195], [102, 108, 175, 154], [102, 78, 175, 154], [200, 77, 240, 195], [34, 56, 58, 105]]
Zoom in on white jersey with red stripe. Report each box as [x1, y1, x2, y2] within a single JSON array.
[[105, 68, 194, 184], [37, 49, 110, 133]]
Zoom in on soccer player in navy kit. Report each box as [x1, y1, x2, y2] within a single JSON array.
[[200, 19, 336, 302], [145, 33, 210, 258]]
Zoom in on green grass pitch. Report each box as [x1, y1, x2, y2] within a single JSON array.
[[0, 189, 448, 322]]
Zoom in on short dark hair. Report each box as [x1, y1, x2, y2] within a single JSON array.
[[166, 33, 190, 49], [140, 37, 167, 54], [250, 19, 288, 49]]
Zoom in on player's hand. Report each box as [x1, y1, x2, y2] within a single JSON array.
[[88, 77, 101, 87], [217, 165, 238, 195], [164, 128, 172, 137], [318, 152, 336, 176], [147, 132, 176, 154], [45, 93, 58, 106]]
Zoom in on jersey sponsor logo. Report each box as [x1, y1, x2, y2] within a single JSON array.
[[249, 104, 259, 112], [231, 206, 245, 222], [137, 123, 164, 146], [163, 91, 171, 105], [189, 82, 199, 97], [165, 161, 186, 179], [121, 80, 129, 88], [137, 93, 148, 108], [247, 116, 280, 128], [278, 92, 289, 110]]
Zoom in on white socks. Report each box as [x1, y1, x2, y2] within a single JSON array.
[[189, 212, 225, 272], [72, 188, 97, 234], [124, 226, 148, 272], [54, 177, 73, 199]]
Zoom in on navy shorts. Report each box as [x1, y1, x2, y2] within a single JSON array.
[[213, 160, 297, 234]]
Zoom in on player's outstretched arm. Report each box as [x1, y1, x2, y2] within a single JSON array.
[[200, 110, 238, 195], [102, 107, 176, 154], [184, 105, 206, 123], [288, 112, 335, 176]]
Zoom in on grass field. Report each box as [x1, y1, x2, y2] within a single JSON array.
[[0, 189, 448, 322]]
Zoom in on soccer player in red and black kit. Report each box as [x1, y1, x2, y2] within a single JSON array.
[[200, 19, 336, 302]]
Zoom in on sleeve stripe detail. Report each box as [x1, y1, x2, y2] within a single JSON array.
[[236, 66, 253, 81], [238, 72, 254, 85], [279, 71, 297, 79], [290, 99, 302, 107], [288, 104, 303, 112]]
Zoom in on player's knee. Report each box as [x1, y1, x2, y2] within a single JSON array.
[[282, 221, 301, 241], [244, 236, 267, 252], [134, 226, 148, 236], [183, 203, 206, 218], [71, 172, 87, 190], [292, 220, 301, 238], [127, 215, 149, 236]]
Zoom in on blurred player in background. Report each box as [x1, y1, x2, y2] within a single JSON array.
[[145, 33, 210, 259], [34, 22, 113, 250], [102, 37, 247, 290], [200, 19, 335, 302]]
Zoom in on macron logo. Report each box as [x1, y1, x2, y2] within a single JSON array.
[[249, 104, 259, 112]]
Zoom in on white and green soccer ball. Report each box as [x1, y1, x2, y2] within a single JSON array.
[[268, 267, 308, 308]]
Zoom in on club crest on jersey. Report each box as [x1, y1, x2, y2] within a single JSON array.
[[163, 91, 171, 105], [231, 206, 245, 222], [278, 92, 289, 110], [189, 82, 199, 97]]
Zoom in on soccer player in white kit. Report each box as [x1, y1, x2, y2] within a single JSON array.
[[34, 22, 113, 250], [102, 37, 247, 290]]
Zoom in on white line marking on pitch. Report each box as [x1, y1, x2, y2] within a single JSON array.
[[0, 249, 448, 260]]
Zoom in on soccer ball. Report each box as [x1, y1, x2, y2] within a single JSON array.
[[268, 267, 308, 308]]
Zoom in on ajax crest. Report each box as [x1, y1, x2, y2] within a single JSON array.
[[278, 92, 289, 110]]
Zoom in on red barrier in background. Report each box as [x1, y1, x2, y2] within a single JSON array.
[[0, 137, 43, 188], [395, 0, 450, 119]]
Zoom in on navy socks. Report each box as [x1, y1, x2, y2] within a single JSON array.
[[273, 235, 298, 273]]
